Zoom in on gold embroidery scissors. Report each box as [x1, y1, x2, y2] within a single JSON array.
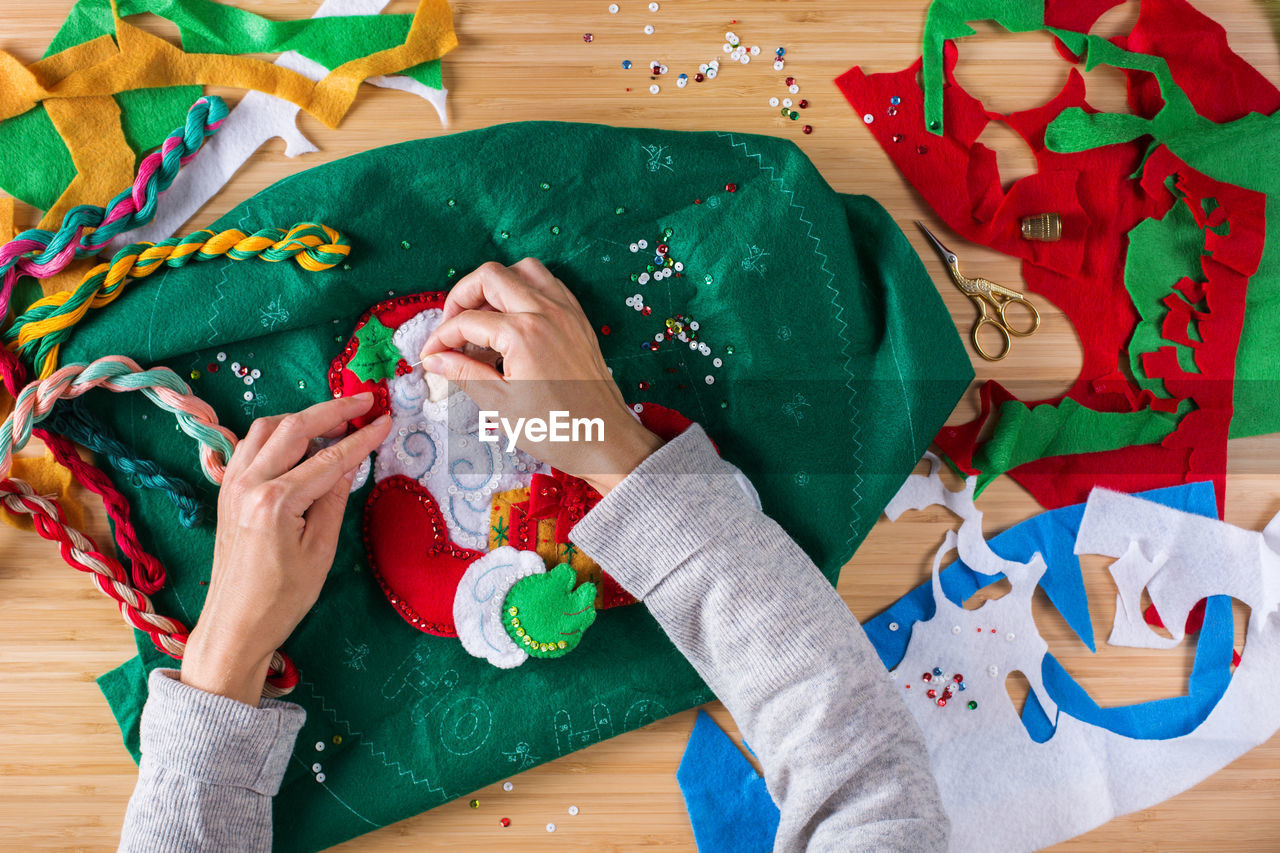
[[915, 222, 1041, 361]]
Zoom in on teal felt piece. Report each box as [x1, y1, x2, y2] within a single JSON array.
[[72, 122, 972, 851]]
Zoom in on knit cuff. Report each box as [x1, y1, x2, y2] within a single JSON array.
[[571, 424, 756, 599], [141, 669, 306, 796]]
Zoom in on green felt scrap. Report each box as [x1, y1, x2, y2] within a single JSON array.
[[503, 565, 597, 659], [972, 398, 1179, 493], [347, 314, 399, 382], [920, 0, 1047, 135], [65, 122, 972, 851], [1124, 195, 1206, 404], [0, 0, 442, 212], [95, 654, 148, 764], [1045, 34, 1280, 438], [109, 0, 443, 90]]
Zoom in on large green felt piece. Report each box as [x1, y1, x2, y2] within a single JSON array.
[[61, 123, 971, 851], [0, 0, 442, 212], [1045, 34, 1280, 438]]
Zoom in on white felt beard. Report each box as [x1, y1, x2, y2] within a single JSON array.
[[106, 0, 449, 252], [374, 308, 548, 552], [885, 456, 1280, 852]]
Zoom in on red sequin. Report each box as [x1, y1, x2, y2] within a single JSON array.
[[953, 673, 964, 682], [802, 125, 813, 134], [785, 76, 795, 86], [926, 689, 937, 699], [694, 73, 705, 82], [725, 183, 737, 192], [600, 325, 611, 335], [799, 99, 809, 108], [921, 672, 932, 682], [641, 306, 652, 315], [937, 698, 947, 707], [500, 818, 511, 828], [638, 381, 650, 390]]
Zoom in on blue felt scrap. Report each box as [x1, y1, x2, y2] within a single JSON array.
[[677, 710, 779, 853]]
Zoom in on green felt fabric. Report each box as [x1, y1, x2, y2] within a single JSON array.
[[971, 398, 1179, 493], [0, 0, 441, 212], [66, 122, 971, 851], [1045, 34, 1280, 438]]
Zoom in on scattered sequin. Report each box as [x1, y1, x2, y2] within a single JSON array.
[[550, 225, 561, 235], [400, 240, 411, 249], [501, 817, 511, 827], [470, 799, 480, 809], [546, 823, 557, 833], [568, 805, 580, 816], [802, 125, 812, 134], [583, 32, 594, 42], [863, 113, 874, 124], [622, 59, 632, 69], [503, 782, 514, 792]]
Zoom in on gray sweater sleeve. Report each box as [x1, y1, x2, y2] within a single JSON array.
[[571, 425, 949, 852], [118, 668, 305, 852]]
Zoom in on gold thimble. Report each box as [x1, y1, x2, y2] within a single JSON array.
[[1020, 213, 1061, 241]]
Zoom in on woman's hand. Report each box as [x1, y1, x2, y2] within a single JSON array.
[[419, 258, 663, 495], [180, 393, 391, 705]]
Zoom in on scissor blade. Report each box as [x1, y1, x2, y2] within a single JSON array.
[[914, 221, 957, 266]]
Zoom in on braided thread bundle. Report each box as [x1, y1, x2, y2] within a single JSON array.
[[0, 478, 296, 697], [0, 348, 171, 591], [7, 223, 351, 377], [0, 355, 299, 695], [0, 96, 228, 321], [45, 400, 205, 528]]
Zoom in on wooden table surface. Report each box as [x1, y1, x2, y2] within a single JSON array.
[[3, 1, 1280, 850]]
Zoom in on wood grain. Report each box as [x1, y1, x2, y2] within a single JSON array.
[[2, 0, 1279, 849]]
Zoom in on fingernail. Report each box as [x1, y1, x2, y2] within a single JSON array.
[[353, 391, 373, 401], [421, 354, 443, 374], [373, 414, 391, 427]]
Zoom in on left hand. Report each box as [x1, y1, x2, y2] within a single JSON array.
[[181, 393, 391, 705]]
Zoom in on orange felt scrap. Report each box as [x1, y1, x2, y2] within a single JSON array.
[[0, 0, 457, 129], [1, 451, 86, 532]]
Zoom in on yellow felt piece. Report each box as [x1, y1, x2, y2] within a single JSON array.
[[0, 0, 457, 130], [0, 196, 13, 241], [1, 452, 86, 532], [40, 95, 136, 229]]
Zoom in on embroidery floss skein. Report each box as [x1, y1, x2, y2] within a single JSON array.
[[0, 95, 228, 321], [0, 346, 169, 591], [0, 355, 300, 695], [7, 222, 351, 377]]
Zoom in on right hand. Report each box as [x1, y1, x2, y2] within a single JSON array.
[[418, 258, 663, 495]]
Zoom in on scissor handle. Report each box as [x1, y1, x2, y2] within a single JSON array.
[[971, 312, 1012, 361], [996, 295, 1040, 338]]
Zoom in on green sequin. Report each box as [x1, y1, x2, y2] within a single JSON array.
[[550, 225, 561, 235]]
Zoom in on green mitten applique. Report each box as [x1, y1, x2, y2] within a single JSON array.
[[502, 563, 597, 659]]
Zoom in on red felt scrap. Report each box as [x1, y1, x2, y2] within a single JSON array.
[[834, 0, 1271, 515]]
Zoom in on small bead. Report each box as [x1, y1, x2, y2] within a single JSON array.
[[501, 817, 511, 827], [929, 119, 941, 130], [725, 183, 737, 192], [401, 240, 411, 249], [447, 198, 456, 207], [802, 125, 812, 134], [968, 700, 978, 710], [540, 181, 551, 190], [892, 134, 904, 143], [470, 799, 480, 809], [916, 144, 929, 154], [500, 231, 510, 239], [550, 225, 561, 235]]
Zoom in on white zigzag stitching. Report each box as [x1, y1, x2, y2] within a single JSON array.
[[299, 678, 452, 797], [713, 132, 867, 542]]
